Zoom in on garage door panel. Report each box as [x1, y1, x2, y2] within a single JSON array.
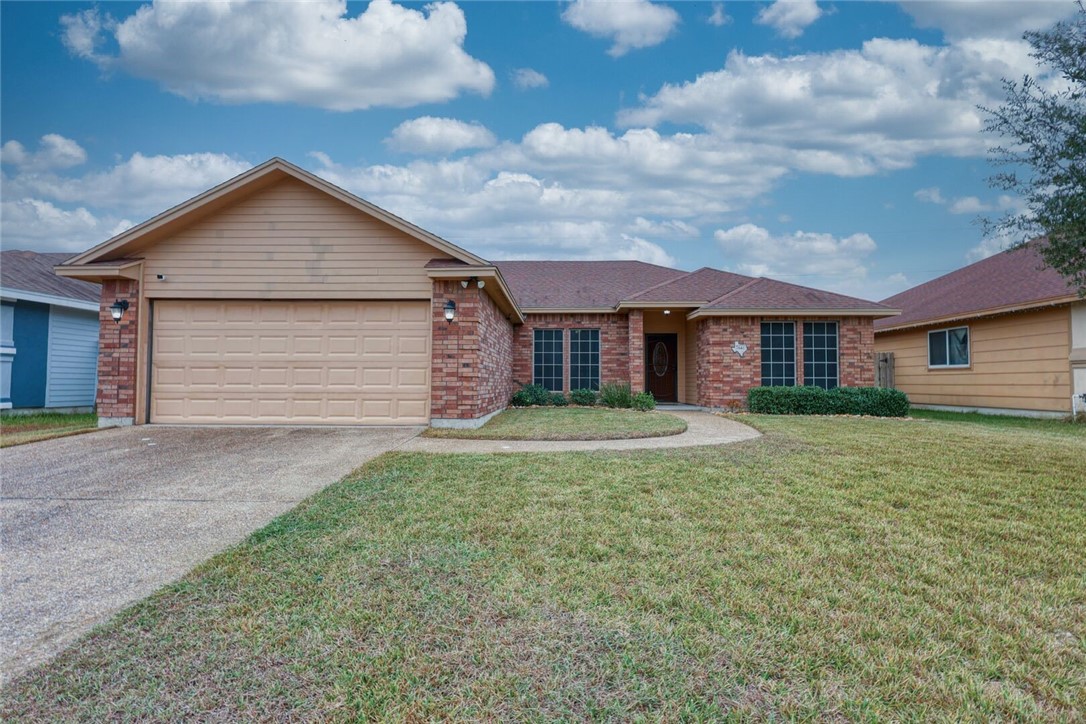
[[152, 300, 429, 424]]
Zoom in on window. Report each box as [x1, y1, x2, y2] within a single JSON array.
[[569, 329, 600, 391], [760, 322, 796, 386], [803, 321, 839, 389], [928, 326, 969, 368], [533, 329, 564, 391]]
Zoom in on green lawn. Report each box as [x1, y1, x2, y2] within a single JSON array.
[[0, 412, 98, 448], [4, 415, 1084, 720], [910, 407, 1085, 436], [422, 406, 688, 440]]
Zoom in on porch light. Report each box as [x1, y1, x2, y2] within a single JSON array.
[[461, 276, 486, 289], [444, 299, 457, 323], [109, 299, 130, 323], [663, 309, 671, 316]]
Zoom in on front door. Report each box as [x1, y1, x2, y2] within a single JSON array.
[[645, 334, 678, 402]]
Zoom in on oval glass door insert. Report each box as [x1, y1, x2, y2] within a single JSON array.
[[652, 341, 669, 376]]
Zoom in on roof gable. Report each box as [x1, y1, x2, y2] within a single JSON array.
[[495, 260, 685, 309], [622, 267, 751, 304], [876, 241, 1077, 331], [703, 276, 892, 312], [61, 157, 487, 268]]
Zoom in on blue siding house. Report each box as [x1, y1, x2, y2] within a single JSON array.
[[1, 251, 101, 412]]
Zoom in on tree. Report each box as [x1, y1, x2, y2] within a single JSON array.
[[981, 2, 1086, 294]]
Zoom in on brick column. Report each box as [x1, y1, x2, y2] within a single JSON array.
[[96, 278, 139, 427], [696, 316, 761, 409], [839, 317, 875, 386], [430, 280, 514, 427], [628, 309, 644, 393]]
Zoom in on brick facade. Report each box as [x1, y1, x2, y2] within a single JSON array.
[[627, 310, 645, 394], [96, 278, 139, 425], [430, 280, 515, 422], [694, 315, 877, 408], [511, 312, 631, 391]]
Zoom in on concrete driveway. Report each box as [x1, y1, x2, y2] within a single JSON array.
[[0, 424, 420, 684]]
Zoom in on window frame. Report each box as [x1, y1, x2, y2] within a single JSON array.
[[760, 321, 797, 387], [927, 326, 970, 369], [802, 320, 840, 390], [569, 328, 601, 392], [532, 328, 564, 392]]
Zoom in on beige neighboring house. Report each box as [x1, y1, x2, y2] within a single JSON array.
[[875, 242, 1085, 417]]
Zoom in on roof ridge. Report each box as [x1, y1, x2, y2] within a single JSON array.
[[622, 267, 705, 301], [702, 276, 763, 306]]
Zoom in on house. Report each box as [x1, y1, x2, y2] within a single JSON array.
[[1, 250, 101, 412], [55, 158, 896, 428], [875, 242, 1085, 417]]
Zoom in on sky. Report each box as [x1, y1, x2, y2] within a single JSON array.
[[0, 0, 1077, 302]]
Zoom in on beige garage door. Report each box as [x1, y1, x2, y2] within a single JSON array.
[[151, 300, 430, 424]]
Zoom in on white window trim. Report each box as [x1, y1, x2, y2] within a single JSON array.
[[928, 325, 971, 369]]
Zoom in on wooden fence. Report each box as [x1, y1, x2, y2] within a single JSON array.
[[875, 352, 895, 388]]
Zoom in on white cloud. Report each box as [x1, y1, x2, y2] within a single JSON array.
[[386, 117, 496, 155], [561, 0, 680, 57], [619, 37, 1041, 173], [947, 195, 990, 214], [714, 223, 881, 295], [0, 199, 132, 253], [755, 0, 823, 39], [902, 1, 1078, 41], [707, 3, 731, 27], [60, 0, 494, 111], [1, 147, 250, 253], [1, 135, 87, 171], [511, 68, 549, 90], [914, 186, 946, 204]]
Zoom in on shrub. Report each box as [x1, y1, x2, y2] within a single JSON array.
[[747, 385, 909, 417], [599, 382, 633, 409], [631, 391, 656, 411], [510, 384, 551, 407], [570, 388, 597, 406], [550, 392, 569, 406]]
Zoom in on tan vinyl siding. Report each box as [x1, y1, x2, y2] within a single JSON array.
[[141, 178, 451, 299], [875, 306, 1072, 413]]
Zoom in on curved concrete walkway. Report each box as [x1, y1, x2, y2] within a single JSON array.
[[400, 411, 760, 454]]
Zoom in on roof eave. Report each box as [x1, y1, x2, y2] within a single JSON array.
[[427, 266, 524, 324], [615, 301, 707, 309], [873, 295, 1079, 334], [688, 307, 900, 320], [0, 286, 99, 311], [55, 260, 142, 282]]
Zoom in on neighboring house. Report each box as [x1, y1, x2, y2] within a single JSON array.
[[875, 242, 1085, 417], [1, 250, 101, 412], [56, 158, 896, 428]]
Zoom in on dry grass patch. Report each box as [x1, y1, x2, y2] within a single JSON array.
[[0, 412, 98, 448], [3, 415, 1084, 720], [423, 406, 687, 440]]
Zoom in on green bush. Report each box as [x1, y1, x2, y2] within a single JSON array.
[[570, 388, 597, 406], [599, 382, 633, 409], [550, 392, 569, 406], [510, 384, 551, 407], [747, 386, 909, 417], [631, 391, 656, 411]]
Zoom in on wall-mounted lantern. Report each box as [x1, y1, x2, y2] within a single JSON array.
[[444, 299, 457, 323], [109, 299, 130, 323]]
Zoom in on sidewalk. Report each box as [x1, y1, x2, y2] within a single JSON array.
[[399, 411, 761, 454]]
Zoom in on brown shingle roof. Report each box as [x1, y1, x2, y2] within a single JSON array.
[[623, 267, 751, 303], [495, 260, 685, 308], [1, 250, 100, 303], [875, 241, 1076, 331], [704, 277, 894, 312]]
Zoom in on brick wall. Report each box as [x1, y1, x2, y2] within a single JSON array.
[[430, 280, 515, 421], [695, 315, 877, 408], [695, 317, 761, 408], [511, 312, 631, 391], [96, 278, 139, 424]]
